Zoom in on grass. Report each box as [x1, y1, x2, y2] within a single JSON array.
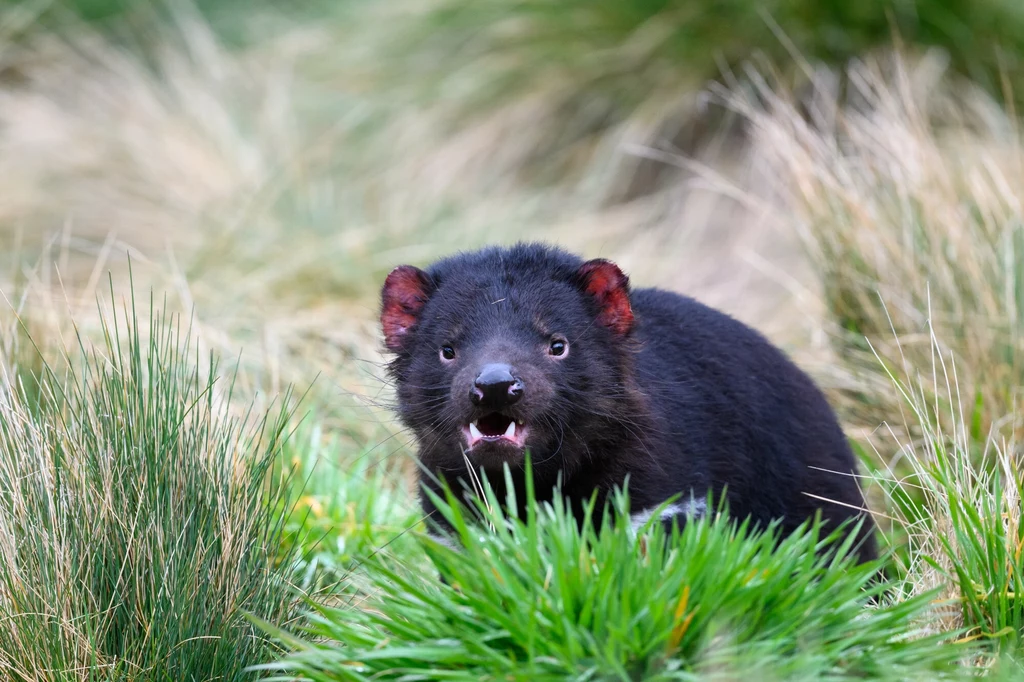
[[260, 472, 965, 682], [725, 51, 1024, 461], [0, 285, 299, 681], [305, 0, 1024, 203], [273, 421, 424, 595], [717, 49, 1024, 661], [4, 0, 1024, 679], [35, 0, 1024, 205], [880, 327, 1024, 657]]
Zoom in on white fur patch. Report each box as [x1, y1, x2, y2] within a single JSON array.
[[427, 532, 461, 551], [629, 498, 707, 535]]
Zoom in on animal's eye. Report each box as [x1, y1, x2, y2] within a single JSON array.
[[548, 338, 568, 357], [440, 345, 456, 361]]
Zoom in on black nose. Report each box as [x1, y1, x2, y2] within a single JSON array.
[[470, 363, 524, 408]]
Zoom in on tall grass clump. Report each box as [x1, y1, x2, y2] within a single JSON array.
[[731, 53, 1024, 452], [0, 286, 298, 681], [261, 470, 967, 682], [872, 321, 1024, 660]]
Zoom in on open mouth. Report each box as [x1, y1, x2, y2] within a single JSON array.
[[464, 412, 528, 449]]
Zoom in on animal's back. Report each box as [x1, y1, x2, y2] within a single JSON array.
[[630, 287, 872, 551]]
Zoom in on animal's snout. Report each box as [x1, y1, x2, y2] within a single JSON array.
[[470, 363, 524, 409]]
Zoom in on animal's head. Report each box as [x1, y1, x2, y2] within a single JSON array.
[[379, 243, 638, 478]]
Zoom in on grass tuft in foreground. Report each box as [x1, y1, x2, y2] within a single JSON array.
[[0, 285, 298, 681], [261, 469, 968, 682]]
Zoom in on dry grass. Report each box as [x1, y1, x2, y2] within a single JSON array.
[[860, 322, 1024, 657], [727, 51, 1024, 455]]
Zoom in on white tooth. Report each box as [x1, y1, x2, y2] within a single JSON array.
[[504, 421, 516, 439], [469, 422, 483, 441], [517, 420, 523, 425]]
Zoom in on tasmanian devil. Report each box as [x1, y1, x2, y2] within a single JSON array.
[[379, 242, 876, 563]]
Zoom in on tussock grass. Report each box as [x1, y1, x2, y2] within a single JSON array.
[[0, 285, 298, 681], [730, 52, 1024, 453]]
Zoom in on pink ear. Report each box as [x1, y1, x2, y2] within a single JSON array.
[[576, 259, 633, 335], [381, 265, 433, 351]]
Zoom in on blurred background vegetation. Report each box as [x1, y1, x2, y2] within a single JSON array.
[[3, 0, 1024, 678]]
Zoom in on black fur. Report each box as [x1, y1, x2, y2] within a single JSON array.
[[381, 242, 877, 563]]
